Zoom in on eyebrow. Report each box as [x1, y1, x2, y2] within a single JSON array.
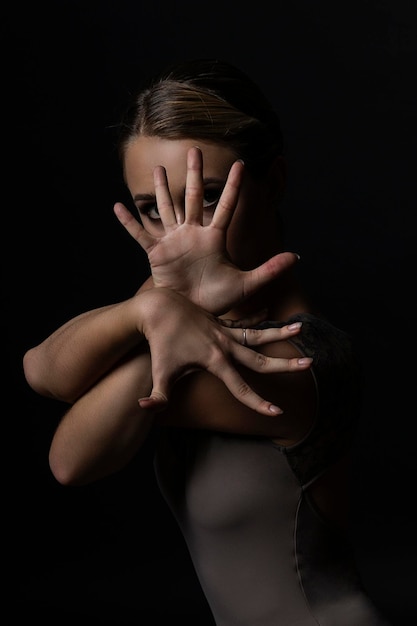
[[133, 193, 155, 202], [132, 177, 226, 203], [203, 177, 225, 185]]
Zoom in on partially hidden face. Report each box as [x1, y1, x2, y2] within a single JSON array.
[[123, 136, 280, 268]]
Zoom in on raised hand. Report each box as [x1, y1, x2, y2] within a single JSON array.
[[114, 147, 298, 315], [134, 288, 312, 415]]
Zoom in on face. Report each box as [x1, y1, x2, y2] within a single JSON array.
[[123, 136, 281, 268]]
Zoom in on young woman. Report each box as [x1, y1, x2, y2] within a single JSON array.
[[23, 58, 390, 625]]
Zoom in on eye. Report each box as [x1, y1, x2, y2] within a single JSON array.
[[203, 186, 223, 209], [137, 202, 161, 221]]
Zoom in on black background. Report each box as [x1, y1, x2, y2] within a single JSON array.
[[7, 1, 417, 623]]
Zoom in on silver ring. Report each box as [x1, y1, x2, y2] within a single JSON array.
[[242, 328, 247, 346]]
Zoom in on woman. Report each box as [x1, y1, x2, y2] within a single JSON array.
[[23, 58, 390, 624]]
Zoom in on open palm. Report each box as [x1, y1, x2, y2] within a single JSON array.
[[114, 147, 297, 315]]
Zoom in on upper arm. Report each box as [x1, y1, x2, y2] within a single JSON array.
[[49, 346, 155, 485]]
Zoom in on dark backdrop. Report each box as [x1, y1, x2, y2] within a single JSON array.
[[7, 1, 416, 623]]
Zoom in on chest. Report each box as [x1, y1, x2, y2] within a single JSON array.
[[154, 430, 301, 530]]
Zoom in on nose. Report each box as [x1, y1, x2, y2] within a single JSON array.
[[202, 207, 216, 227], [171, 201, 185, 225]]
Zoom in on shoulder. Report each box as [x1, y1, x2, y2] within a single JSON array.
[[263, 313, 362, 485], [257, 313, 360, 389]]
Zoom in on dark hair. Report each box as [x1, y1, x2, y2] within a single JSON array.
[[117, 58, 284, 175]]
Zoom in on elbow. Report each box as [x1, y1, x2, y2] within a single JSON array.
[[23, 348, 50, 397], [48, 434, 87, 486], [49, 448, 77, 486], [49, 440, 109, 487], [49, 449, 88, 487], [23, 347, 78, 403]]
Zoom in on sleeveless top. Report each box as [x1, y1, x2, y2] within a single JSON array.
[[154, 313, 391, 625]]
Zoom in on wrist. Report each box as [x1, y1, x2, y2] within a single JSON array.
[[133, 287, 181, 335]]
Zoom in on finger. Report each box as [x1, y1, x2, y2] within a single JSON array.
[[229, 322, 304, 346], [138, 390, 169, 411], [210, 160, 244, 231], [153, 166, 180, 228], [184, 146, 204, 224], [113, 202, 155, 250], [139, 358, 177, 411], [229, 339, 313, 373], [208, 360, 284, 415], [242, 251, 300, 299]]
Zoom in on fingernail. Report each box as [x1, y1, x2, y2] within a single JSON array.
[[269, 405, 283, 415], [298, 357, 313, 366], [287, 322, 302, 331]]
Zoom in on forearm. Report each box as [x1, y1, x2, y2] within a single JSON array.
[[23, 298, 145, 402], [49, 347, 155, 486]]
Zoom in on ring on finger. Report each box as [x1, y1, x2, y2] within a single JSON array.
[[242, 328, 248, 346]]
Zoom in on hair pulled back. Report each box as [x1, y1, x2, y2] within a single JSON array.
[[118, 58, 284, 175]]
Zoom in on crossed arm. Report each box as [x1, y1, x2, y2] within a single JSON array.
[[23, 148, 312, 485], [24, 288, 310, 485]]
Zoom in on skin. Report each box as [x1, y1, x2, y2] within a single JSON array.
[[117, 138, 305, 316], [121, 137, 280, 274], [114, 138, 315, 411], [23, 138, 345, 526], [118, 139, 350, 528]]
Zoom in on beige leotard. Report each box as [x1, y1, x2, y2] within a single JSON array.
[[155, 314, 390, 625]]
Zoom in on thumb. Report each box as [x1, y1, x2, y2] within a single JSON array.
[[247, 251, 300, 292], [138, 388, 169, 411]]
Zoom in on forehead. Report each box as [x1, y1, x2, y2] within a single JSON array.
[[123, 136, 237, 191]]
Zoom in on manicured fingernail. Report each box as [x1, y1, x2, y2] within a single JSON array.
[[298, 357, 313, 366], [294, 253, 301, 260], [288, 322, 302, 331], [269, 405, 283, 415]]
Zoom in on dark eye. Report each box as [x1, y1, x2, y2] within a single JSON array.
[[137, 203, 161, 220], [203, 186, 222, 209]]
